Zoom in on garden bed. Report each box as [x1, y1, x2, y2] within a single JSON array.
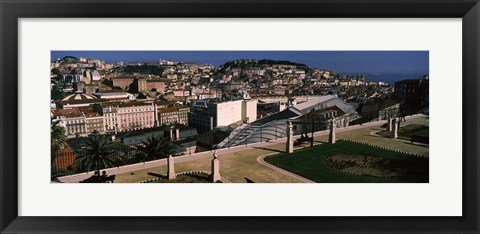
[[326, 154, 407, 178]]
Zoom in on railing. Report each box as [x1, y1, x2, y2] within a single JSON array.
[[51, 143, 153, 180]]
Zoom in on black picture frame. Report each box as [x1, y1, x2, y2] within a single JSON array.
[[1, 0, 479, 233]]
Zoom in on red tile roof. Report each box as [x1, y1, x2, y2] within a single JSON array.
[[52, 108, 83, 118]]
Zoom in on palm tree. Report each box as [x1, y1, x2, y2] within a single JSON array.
[[51, 119, 67, 154], [75, 135, 125, 175], [134, 134, 179, 162]]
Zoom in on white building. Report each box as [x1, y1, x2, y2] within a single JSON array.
[[94, 101, 157, 133], [91, 70, 101, 81], [93, 91, 135, 100], [213, 99, 257, 127], [51, 108, 87, 138], [213, 100, 243, 127], [188, 99, 258, 133], [241, 99, 257, 123], [61, 73, 84, 84], [116, 102, 156, 132]]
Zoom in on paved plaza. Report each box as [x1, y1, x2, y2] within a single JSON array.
[[114, 115, 429, 183]]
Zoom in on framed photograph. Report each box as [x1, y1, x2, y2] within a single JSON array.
[[1, 0, 479, 233]]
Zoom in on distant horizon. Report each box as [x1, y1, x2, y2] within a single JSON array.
[[51, 51, 429, 74]]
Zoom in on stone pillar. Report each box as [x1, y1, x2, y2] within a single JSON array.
[[167, 155, 176, 180], [211, 152, 221, 182], [169, 128, 174, 141], [286, 121, 294, 153], [329, 118, 336, 144], [175, 128, 180, 140], [387, 117, 393, 131], [392, 118, 398, 139]]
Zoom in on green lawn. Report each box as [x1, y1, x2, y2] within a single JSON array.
[[264, 140, 429, 183], [403, 127, 429, 138], [379, 124, 429, 143]]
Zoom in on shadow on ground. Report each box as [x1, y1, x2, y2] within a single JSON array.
[[403, 141, 429, 148], [147, 172, 166, 179]]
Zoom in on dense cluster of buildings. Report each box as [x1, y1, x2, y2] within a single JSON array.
[[51, 56, 429, 154], [52, 93, 182, 137]]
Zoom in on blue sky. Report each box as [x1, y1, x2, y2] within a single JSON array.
[[51, 51, 429, 74]]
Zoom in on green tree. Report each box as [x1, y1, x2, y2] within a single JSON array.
[[51, 68, 61, 75], [51, 119, 67, 153], [134, 134, 179, 162], [75, 135, 125, 174]]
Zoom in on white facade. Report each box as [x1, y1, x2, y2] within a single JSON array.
[[94, 102, 157, 133], [116, 103, 156, 132], [190, 99, 259, 132], [101, 106, 119, 133], [212, 100, 243, 127], [209, 99, 258, 127], [242, 99, 257, 123], [56, 116, 87, 137], [91, 70, 101, 81]]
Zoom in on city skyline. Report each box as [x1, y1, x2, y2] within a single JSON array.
[[51, 51, 429, 74], [50, 50, 429, 184]]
